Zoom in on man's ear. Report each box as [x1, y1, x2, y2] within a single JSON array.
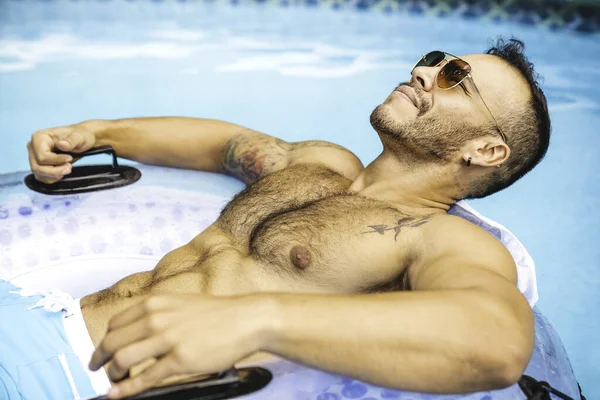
[[461, 137, 510, 167]]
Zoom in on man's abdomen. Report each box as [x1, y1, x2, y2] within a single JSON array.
[[80, 225, 271, 346]]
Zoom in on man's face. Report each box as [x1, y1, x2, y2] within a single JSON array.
[[371, 53, 530, 161]]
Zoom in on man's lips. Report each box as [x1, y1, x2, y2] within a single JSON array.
[[394, 86, 419, 109]]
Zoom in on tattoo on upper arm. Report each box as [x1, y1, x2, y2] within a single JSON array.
[[221, 131, 285, 184], [363, 216, 431, 241]]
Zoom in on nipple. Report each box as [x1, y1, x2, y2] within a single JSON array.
[[289, 245, 312, 270]]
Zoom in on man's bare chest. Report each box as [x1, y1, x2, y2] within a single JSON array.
[[211, 164, 432, 293]]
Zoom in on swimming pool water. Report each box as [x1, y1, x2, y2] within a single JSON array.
[[1, 1, 598, 398]]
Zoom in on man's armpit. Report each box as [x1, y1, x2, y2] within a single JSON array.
[[220, 130, 289, 184]]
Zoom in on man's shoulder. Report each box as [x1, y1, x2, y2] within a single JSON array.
[[286, 140, 364, 181], [221, 131, 363, 185]]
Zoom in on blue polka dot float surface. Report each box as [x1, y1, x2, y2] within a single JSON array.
[[0, 165, 242, 279], [0, 166, 580, 399]]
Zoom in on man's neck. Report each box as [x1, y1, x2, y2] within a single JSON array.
[[349, 150, 459, 216]]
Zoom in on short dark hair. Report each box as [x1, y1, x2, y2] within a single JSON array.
[[464, 38, 551, 199]]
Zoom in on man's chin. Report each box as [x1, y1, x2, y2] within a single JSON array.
[[370, 104, 409, 135]]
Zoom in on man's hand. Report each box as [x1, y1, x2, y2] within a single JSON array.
[[27, 121, 97, 183], [89, 294, 271, 399]]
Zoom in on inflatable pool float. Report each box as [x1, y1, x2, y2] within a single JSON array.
[[0, 152, 581, 400]]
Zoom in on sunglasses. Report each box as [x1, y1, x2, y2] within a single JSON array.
[[411, 51, 507, 143]]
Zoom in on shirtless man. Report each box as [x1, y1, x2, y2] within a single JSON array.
[[25, 38, 550, 399]]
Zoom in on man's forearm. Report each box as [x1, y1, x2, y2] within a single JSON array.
[[91, 117, 247, 172], [257, 289, 534, 394]]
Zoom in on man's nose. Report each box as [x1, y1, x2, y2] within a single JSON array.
[[410, 66, 438, 92]]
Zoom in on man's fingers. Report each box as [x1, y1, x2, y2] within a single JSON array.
[[108, 355, 179, 399], [35, 164, 72, 182], [55, 131, 79, 151], [90, 298, 171, 371], [30, 135, 73, 166], [55, 131, 89, 153], [28, 144, 71, 183], [89, 322, 146, 372], [90, 313, 169, 372], [107, 335, 173, 382]]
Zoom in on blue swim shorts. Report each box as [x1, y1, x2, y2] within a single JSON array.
[[0, 279, 108, 400]]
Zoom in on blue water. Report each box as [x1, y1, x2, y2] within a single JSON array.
[[1, 1, 598, 398]]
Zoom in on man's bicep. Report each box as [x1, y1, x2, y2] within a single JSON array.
[[412, 253, 533, 334], [409, 234, 530, 320], [412, 256, 535, 371], [219, 130, 291, 185], [407, 222, 535, 370], [411, 256, 516, 294], [220, 131, 363, 184]]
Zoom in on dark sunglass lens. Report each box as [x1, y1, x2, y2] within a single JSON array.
[[424, 51, 445, 67], [414, 58, 427, 69], [438, 59, 470, 88], [414, 51, 445, 70]]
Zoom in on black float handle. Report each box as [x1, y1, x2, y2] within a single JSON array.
[[56, 145, 119, 168]]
